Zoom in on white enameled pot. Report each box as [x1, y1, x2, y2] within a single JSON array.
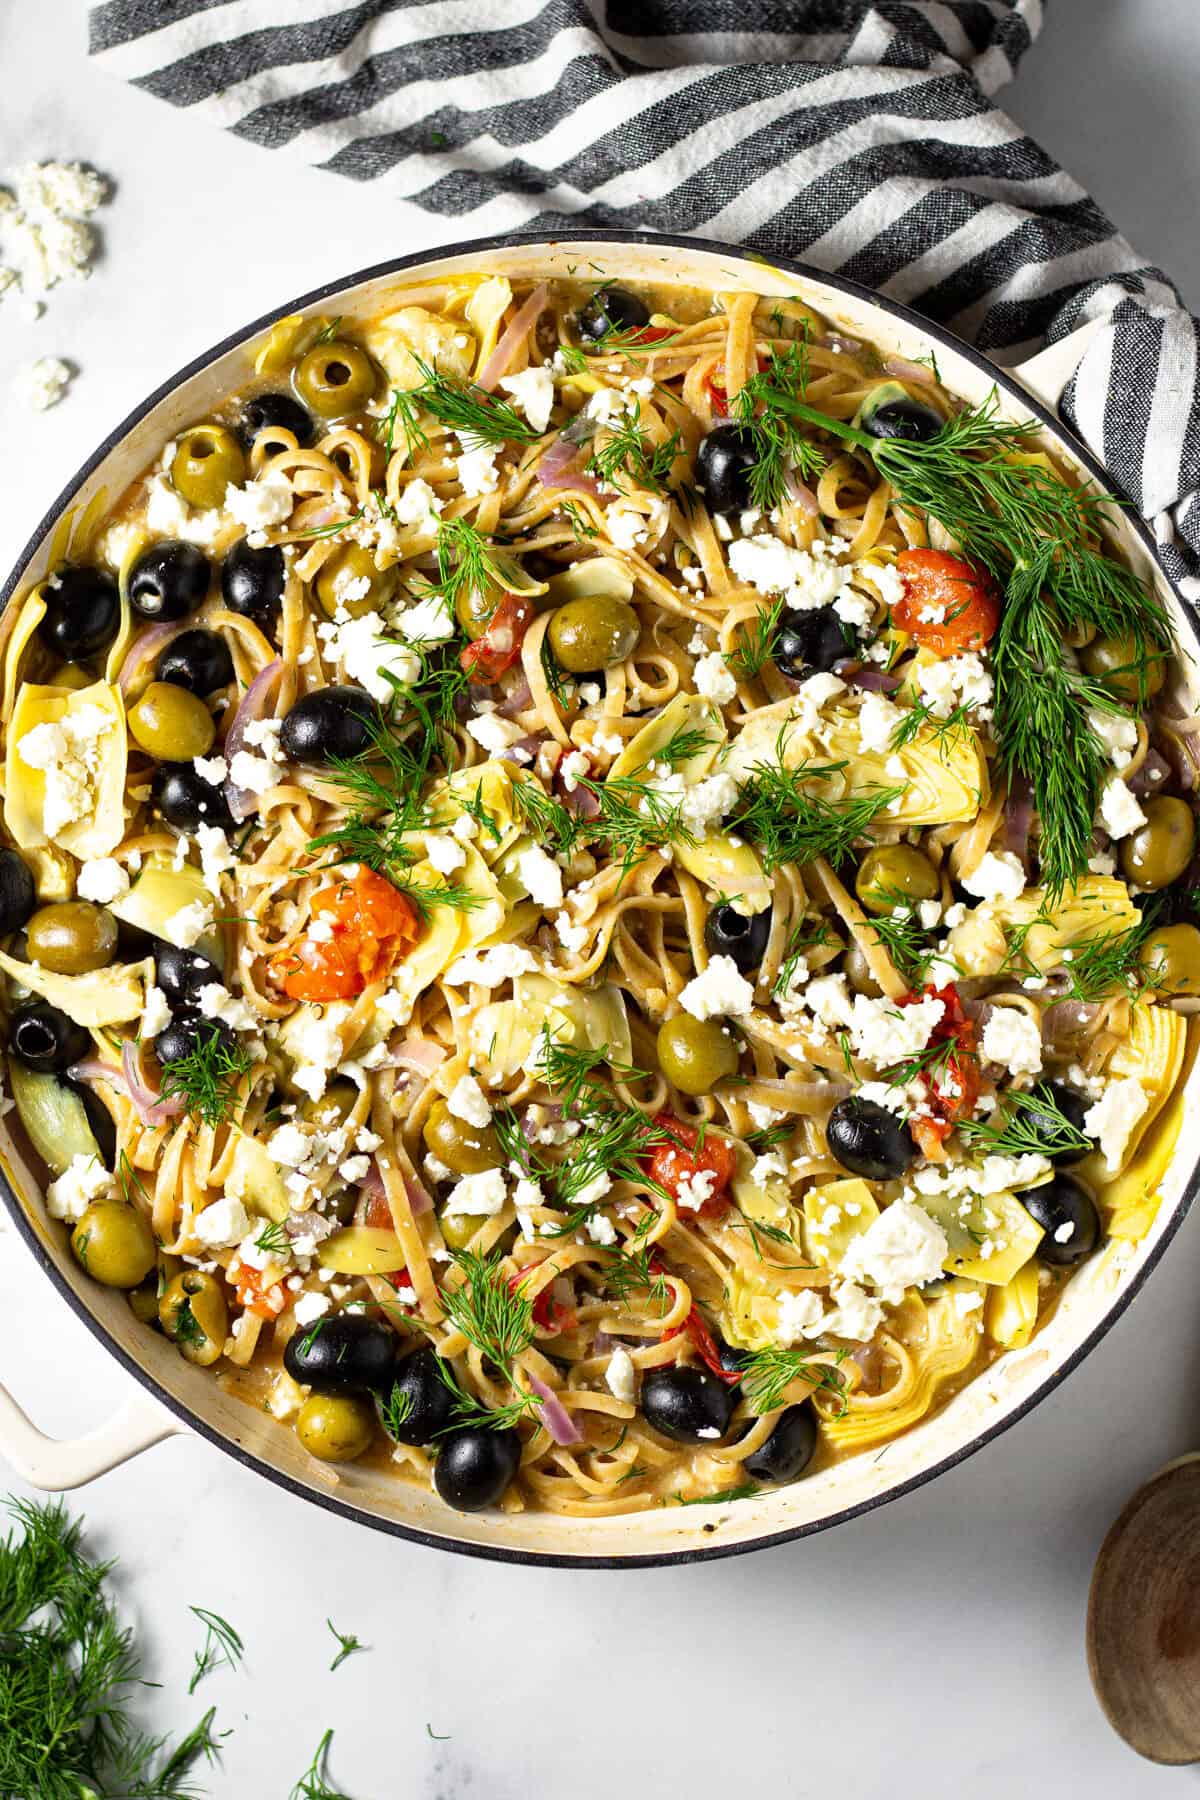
[[0, 233, 1194, 1567]]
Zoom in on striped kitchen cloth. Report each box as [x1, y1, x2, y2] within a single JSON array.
[[88, 0, 1200, 593]]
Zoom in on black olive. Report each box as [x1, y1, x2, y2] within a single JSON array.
[[774, 608, 855, 679], [154, 940, 222, 1005], [578, 287, 649, 342], [221, 539, 285, 626], [155, 628, 235, 696], [695, 423, 758, 516], [65, 1077, 117, 1169], [9, 1001, 90, 1073], [704, 903, 771, 976], [240, 391, 314, 448], [1017, 1174, 1101, 1268], [129, 541, 211, 622], [37, 566, 120, 659], [0, 849, 36, 937], [715, 1335, 749, 1376], [641, 1366, 738, 1445], [284, 1312, 397, 1396], [742, 1402, 818, 1485], [1016, 1081, 1091, 1165], [857, 381, 943, 444], [826, 1096, 916, 1181], [434, 1426, 522, 1511], [151, 763, 235, 832], [154, 1008, 236, 1068], [279, 686, 381, 764], [375, 1346, 455, 1443]]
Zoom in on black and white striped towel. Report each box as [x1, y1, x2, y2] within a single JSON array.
[[88, 0, 1200, 595]]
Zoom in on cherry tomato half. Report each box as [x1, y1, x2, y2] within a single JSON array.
[[645, 1112, 736, 1217], [892, 549, 1000, 656], [267, 865, 420, 1003]]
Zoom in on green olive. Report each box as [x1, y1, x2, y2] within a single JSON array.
[[656, 1012, 739, 1096], [315, 543, 399, 620], [71, 1201, 156, 1289], [296, 1392, 375, 1463], [26, 901, 117, 974], [1139, 923, 1200, 996], [294, 341, 378, 418], [159, 1270, 229, 1367], [1119, 796, 1195, 891], [422, 1097, 503, 1175], [844, 942, 883, 998], [299, 1080, 361, 1131], [128, 681, 216, 761], [128, 1277, 161, 1324], [171, 425, 246, 510], [547, 596, 640, 673], [439, 1209, 481, 1252], [1080, 632, 1167, 703], [855, 845, 940, 916], [455, 578, 503, 641]]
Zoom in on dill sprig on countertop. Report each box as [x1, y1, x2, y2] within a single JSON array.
[[732, 364, 1172, 895], [187, 1607, 244, 1694], [0, 1496, 227, 1799]]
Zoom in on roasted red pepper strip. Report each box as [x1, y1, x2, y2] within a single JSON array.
[[898, 982, 980, 1157], [459, 591, 536, 682]]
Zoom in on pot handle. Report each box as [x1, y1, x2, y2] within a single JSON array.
[[1010, 316, 1107, 415], [0, 1380, 182, 1491]]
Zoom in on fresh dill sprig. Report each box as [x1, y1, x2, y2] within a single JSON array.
[[292, 508, 366, 541], [326, 1620, 365, 1673], [559, 498, 599, 539], [253, 1220, 292, 1258], [881, 1030, 963, 1091], [540, 630, 574, 708], [727, 1212, 798, 1259], [725, 595, 786, 682], [744, 1119, 794, 1154], [432, 1355, 540, 1432], [675, 1483, 760, 1506], [772, 914, 834, 1001], [187, 1607, 244, 1695], [739, 1345, 848, 1416], [290, 1729, 351, 1800], [732, 742, 902, 872], [0, 1497, 227, 1799], [889, 697, 979, 760], [1060, 911, 1157, 1004], [400, 354, 542, 447], [602, 1234, 671, 1311], [442, 1247, 536, 1374], [864, 890, 935, 985], [958, 1085, 1092, 1160], [158, 1025, 252, 1128], [731, 338, 828, 509], [587, 402, 681, 495]]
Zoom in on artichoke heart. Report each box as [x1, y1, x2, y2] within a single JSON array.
[[944, 875, 1140, 980], [0, 949, 151, 1027], [802, 1178, 880, 1268], [8, 1059, 105, 1177], [465, 276, 514, 374], [468, 975, 631, 1081], [916, 1183, 1044, 1286], [607, 690, 725, 785], [674, 834, 771, 917], [363, 307, 475, 392], [5, 680, 127, 858], [821, 707, 985, 828], [823, 1292, 980, 1452]]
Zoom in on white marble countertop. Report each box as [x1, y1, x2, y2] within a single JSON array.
[[2, 3, 1199, 1793]]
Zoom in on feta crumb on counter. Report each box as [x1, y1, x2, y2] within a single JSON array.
[[17, 355, 71, 411]]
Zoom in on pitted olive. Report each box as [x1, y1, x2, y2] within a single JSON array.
[[1139, 923, 1200, 996], [855, 845, 939, 915], [294, 341, 377, 417], [171, 426, 246, 511], [1080, 632, 1167, 703], [71, 1201, 156, 1289], [159, 1269, 229, 1366], [656, 1013, 739, 1095], [296, 1392, 376, 1462], [315, 543, 399, 620], [423, 1098, 502, 1174], [1119, 796, 1195, 891], [547, 596, 640, 672]]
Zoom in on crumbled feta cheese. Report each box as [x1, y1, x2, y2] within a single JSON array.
[[981, 1005, 1043, 1077], [443, 943, 538, 987], [915, 653, 993, 721], [76, 856, 129, 904], [518, 844, 564, 910], [17, 162, 106, 218], [1098, 776, 1147, 842], [585, 1211, 618, 1245], [394, 476, 445, 526], [728, 534, 847, 611], [142, 984, 172, 1038], [1088, 707, 1139, 770], [857, 690, 903, 754], [961, 850, 1026, 904], [396, 591, 456, 645], [225, 474, 293, 538], [446, 1073, 492, 1130], [319, 612, 421, 703], [17, 355, 71, 411], [227, 750, 279, 797], [267, 1123, 310, 1168], [574, 1171, 612, 1210], [693, 652, 738, 706], [1083, 1078, 1149, 1173], [775, 1288, 827, 1344], [678, 955, 754, 1021], [804, 973, 855, 1030], [848, 993, 944, 1065], [162, 899, 214, 949], [498, 366, 555, 433], [144, 473, 223, 546], [424, 833, 466, 877], [456, 439, 500, 496], [195, 1196, 252, 1250], [445, 1167, 507, 1216], [195, 824, 235, 893], [293, 1291, 332, 1328], [605, 1346, 637, 1402], [675, 1168, 718, 1211], [197, 982, 258, 1034], [464, 710, 527, 753], [839, 1198, 949, 1303], [288, 1010, 347, 1101], [193, 754, 228, 787], [46, 1153, 111, 1222], [17, 702, 116, 838]]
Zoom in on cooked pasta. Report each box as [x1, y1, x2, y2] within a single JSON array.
[[1, 270, 1195, 1517]]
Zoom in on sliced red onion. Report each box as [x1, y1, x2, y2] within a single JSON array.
[[388, 1035, 447, 1078], [404, 1172, 433, 1218], [498, 676, 534, 718], [835, 661, 902, 693], [1129, 748, 1172, 795], [564, 781, 602, 820], [498, 732, 544, 765], [592, 1329, 616, 1357], [120, 1039, 185, 1126], [476, 283, 549, 391], [783, 470, 819, 516], [526, 1372, 583, 1446], [68, 1056, 127, 1088], [118, 621, 190, 695], [537, 433, 601, 496], [883, 355, 937, 386], [1041, 1001, 1100, 1040], [223, 659, 283, 822], [360, 1157, 433, 1219], [1004, 774, 1034, 867]]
